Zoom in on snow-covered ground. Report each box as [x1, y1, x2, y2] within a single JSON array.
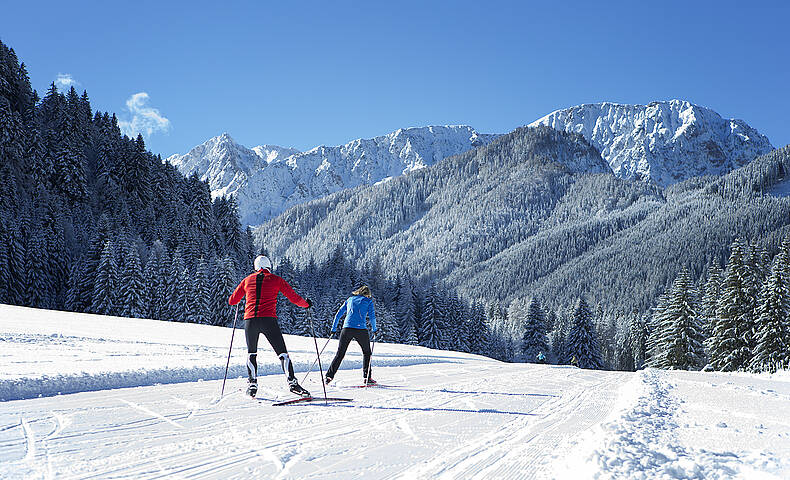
[[1, 305, 789, 479]]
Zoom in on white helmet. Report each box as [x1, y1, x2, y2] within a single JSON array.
[[254, 255, 272, 271]]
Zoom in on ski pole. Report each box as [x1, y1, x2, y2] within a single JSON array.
[[307, 309, 329, 405], [366, 336, 376, 386], [220, 303, 240, 397], [300, 331, 335, 385]]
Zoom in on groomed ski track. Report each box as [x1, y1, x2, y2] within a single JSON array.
[[4, 307, 789, 478], [1, 338, 629, 479]]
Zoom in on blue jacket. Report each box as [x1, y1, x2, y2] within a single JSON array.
[[332, 295, 377, 332]]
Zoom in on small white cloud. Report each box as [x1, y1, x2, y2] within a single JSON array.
[[118, 92, 171, 138], [55, 73, 79, 90]]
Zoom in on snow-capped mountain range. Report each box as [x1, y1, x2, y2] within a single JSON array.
[[529, 100, 773, 186], [169, 100, 773, 225], [168, 126, 497, 225]]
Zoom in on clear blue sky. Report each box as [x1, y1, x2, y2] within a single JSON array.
[[2, 0, 788, 157]]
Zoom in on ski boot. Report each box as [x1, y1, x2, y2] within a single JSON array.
[[246, 381, 258, 398], [289, 379, 311, 398], [324, 374, 333, 385], [364, 377, 377, 386]]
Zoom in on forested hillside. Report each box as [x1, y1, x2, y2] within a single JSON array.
[[255, 126, 790, 320], [0, 40, 253, 324]]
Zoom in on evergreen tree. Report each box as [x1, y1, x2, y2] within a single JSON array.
[[211, 257, 238, 326], [521, 298, 549, 362], [92, 241, 117, 315], [750, 250, 790, 373], [629, 313, 648, 370], [419, 283, 443, 349], [166, 250, 187, 322], [397, 277, 418, 345], [0, 226, 8, 304], [655, 268, 705, 370], [646, 291, 670, 367], [376, 309, 399, 343], [24, 228, 51, 308], [143, 241, 168, 320], [119, 242, 147, 318], [701, 260, 723, 338], [709, 239, 754, 371], [566, 298, 603, 369], [470, 302, 491, 356], [188, 258, 211, 324]]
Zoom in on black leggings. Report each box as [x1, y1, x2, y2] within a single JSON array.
[[245, 317, 295, 382], [326, 328, 372, 379]]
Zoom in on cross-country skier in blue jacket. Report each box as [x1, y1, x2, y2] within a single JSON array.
[[325, 285, 377, 385]]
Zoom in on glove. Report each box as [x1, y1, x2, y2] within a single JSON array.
[[305, 298, 313, 308]]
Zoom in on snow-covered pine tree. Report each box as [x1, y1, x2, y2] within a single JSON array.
[[507, 297, 528, 360], [65, 261, 81, 311], [397, 277, 418, 345], [24, 228, 51, 308], [566, 298, 603, 369], [550, 308, 571, 364], [119, 241, 147, 318], [211, 256, 238, 327], [187, 258, 211, 324], [445, 291, 466, 352], [487, 305, 513, 361], [709, 238, 753, 371], [376, 309, 399, 343], [750, 249, 790, 373], [143, 241, 168, 320], [92, 241, 116, 315], [7, 221, 27, 306], [629, 313, 648, 370], [166, 249, 189, 322], [0, 226, 8, 303], [661, 268, 705, 370], [456, 303, 474, 354], [419, 283, 443, 350], [646, 292, 670, 368], [615, 321, 635, 371], [469, 302, 491, 356], [701, 261, 723, 338], [521, 298, 549, 362]]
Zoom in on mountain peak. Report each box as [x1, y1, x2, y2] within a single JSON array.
[[529, 100, 773, 186], [170, 125, 497, 225]]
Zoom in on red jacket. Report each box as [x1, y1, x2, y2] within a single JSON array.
[[228, 269, 308, 319]]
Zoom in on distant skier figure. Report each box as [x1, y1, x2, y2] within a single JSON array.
[[325, 285, 377, 385], [229, 255, 312, 398], [536, 352, 547, 364], [570, 355, 579, 367]]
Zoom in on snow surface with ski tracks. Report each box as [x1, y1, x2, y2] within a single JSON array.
[[1, 305, 788, 479]]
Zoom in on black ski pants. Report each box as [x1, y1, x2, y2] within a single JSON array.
[[326, 327, 372, 380], [245, 317, 295, 383]]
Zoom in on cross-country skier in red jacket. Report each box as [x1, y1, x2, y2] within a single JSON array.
[[229, 255, 312, 398]]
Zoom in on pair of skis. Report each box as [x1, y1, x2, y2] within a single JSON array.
[[271, 383, 396, 406]]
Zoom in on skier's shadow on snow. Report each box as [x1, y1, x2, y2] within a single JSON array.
[[330, 403, 538, 416], [379, 387, 558, 398], [435, 388, 558, 398]]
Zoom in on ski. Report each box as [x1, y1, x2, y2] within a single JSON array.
[[272, 396, 353, 406]]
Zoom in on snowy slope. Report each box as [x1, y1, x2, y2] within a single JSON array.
[[2, 305, 789, 479], [529, 100, 774, 186], [168, 126, 497, 225]]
